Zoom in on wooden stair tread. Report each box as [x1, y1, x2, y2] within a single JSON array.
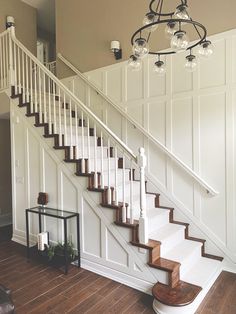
[[149, 257, 180, 272], [152, 281, 202, 307], [202, 253, 224, 261], [187, 236, 206, 244], [131, 239, 161, 250], [171, 220, 189, 227], [115, 220, 139, 228]]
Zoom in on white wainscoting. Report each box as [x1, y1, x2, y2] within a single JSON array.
[[61, 29, 236, 265], [10, 99, 171, 293]]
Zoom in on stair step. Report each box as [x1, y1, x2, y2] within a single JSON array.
[[150, 223, 185, 255], [152, 281, 202, 307], [149, 257, 180, 272], [182, 257, 222, 288], [147, 208, 170, 233], [164, 240, 203, 278]]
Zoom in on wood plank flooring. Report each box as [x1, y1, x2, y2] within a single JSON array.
[[0, 234, 235, 313]]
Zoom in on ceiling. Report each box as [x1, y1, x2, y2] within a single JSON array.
[[21, 0, 55, 35]]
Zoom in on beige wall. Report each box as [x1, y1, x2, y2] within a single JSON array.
[[0, 119, 12, 218], [56, 0, 236, 76], [0, 0, 37, 54]]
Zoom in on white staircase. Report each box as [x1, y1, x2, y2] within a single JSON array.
[[0, 26, 224, 313]]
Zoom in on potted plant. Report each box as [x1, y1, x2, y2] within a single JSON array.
[[45, 240, 76, 266]]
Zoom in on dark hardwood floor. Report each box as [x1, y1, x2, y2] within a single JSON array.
[[0, 229, 235, 313]]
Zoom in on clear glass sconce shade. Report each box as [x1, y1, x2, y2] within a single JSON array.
[[132, 38, 149, 58], [165, 21, 178, 39], [153, 60, 166, 76], [184, 54, 197, 72], [128, 55, 142, 71], [143, 12, 158, 32], [174, 4, 189, 20], [197, 40, 214, 58], [171, 30, 189, 51]]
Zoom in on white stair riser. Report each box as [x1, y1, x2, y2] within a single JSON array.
[[148, 212, 170, 234], [180, 246, 202, 278], [160, 228, 186, 256]]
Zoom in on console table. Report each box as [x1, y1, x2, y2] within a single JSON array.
[[25, 206, 80, 274]]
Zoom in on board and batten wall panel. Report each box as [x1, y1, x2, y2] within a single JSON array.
[[10, 101, 166, 292], [61, 29, 236, 263]]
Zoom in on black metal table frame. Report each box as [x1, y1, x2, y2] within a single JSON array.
[[25, 206, 80, 274]]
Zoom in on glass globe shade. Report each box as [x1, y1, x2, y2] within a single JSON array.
[[153, 60, 166, 76], [174, 4, 189, 20], [197, 40, 214, 58], [128, 55, 142, 71], [132, 38, 149, 58], [143, 12, 158, 32], [184, 55, 197, 72], [165, 21, 178, 39], [171, 30, 189, 51]]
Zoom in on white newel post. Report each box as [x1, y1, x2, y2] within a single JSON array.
[[138, 147, 148, 244], [9, 26, 15, 87]]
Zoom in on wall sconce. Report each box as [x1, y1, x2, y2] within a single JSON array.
[[111, 40, 122, 60], [6, 16, 15, 29]]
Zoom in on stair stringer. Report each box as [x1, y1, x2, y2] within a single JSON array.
[[145, 172, 236, 265], [10, 97, 171, 293]]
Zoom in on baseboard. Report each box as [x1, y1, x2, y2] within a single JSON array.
[[0, 213, 12, 227], [222, 259, 236, 274], [75, 258, 153, 295], [12, 231, 153, 294]]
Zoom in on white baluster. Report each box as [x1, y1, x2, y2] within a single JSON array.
[[138, 147, 148, 244], [8, 32, 14, 88], [114, 147, 118, 206], [13, 42, 17, 92], [71, 81, 78, 159], [100, 131, 104, 189], [22, 51, 25, 103], [43, 72, 47, 123], [38, 68, 42, 123], [34, 62, 37, 113], [69, 98, 73, 159], [87, 117, 90, 173], [63, 93, 67, 146], [74, 103, 79, 160], [107, 138, 112, 204], [30, 58, 33, 113], [53, 82, 57, 134], [81, 111, 85, 172], [58, 89, 62, 146], [48, 78, 52, 134], [122, 153, 126, 222], [25, 55, 29, 103], [93, 124, 98, 188], [17, 46, 21, 94], [130, 160, 134, 224]]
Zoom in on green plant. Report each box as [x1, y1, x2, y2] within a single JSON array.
[[46, 240, 76, 261]]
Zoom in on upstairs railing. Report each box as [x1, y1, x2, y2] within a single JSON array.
[[45, 61, 56, 76], [57, 53, 219, 196], [0, 26, 149, 244]]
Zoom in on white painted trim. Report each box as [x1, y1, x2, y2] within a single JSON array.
[[58, 53, 218, 196], [76, 258, 153, 294]]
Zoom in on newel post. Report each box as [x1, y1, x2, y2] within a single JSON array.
[[138, 147, 148, 244]]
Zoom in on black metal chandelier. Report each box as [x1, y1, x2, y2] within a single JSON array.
[[128, 0, 214, 74]]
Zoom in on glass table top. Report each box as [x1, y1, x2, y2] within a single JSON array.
[[26, 206, 78, 219]]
